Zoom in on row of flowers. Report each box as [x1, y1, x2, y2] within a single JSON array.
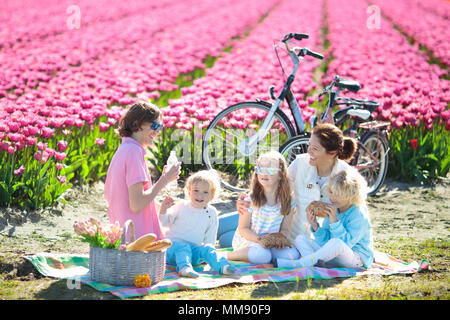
[[323, 0, 449, 131], [0, 0, 229, 96], [0, 0, 277, 155], [323, 0, 449, 182], [0, 0, 279, 207], [163, 0, 325, 131], [0, 0, 174, 49], [370, 0, 450, 67], [410, 0, 450, 20], [1, 0, 448, 208]]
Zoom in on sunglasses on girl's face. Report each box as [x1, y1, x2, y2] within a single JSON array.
[[151, 121, 164, 131], [255, 165, 280, 175]]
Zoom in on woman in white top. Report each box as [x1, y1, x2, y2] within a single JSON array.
[[236, 124, 368, 253]]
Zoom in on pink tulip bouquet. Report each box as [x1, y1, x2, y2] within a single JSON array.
[[73, 218, 123, 249]]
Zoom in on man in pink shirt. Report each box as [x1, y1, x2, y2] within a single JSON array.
[[104, 102, 181, 239]]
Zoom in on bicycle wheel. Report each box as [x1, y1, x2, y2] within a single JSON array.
[[279, 135, 310, 166], [202, 101, 296, 192], [356, 131, 389, 196]]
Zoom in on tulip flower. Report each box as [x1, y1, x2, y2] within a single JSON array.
[[54, 152, 66, 161], [73, 219, 123, 249], [40, 127, 55, 139], [57, 140, 68, 152], [99, 122, 109, 132], [57, 175, 66, 184], [13, 165, 25, 176]]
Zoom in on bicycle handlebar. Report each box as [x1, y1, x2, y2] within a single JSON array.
[[282, 33, 309, 42], [303, 48, 324, 60]]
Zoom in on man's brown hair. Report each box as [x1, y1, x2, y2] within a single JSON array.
[[118, 101, 162, 137]]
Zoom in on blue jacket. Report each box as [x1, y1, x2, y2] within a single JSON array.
[[312, 205, 374, 268]]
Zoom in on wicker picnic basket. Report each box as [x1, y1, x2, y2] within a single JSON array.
[[89, 219, 166, 286]]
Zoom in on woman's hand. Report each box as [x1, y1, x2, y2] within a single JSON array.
[[162, 162, 181, 185], [236, 192, 250, 215], [159, 196, 175, 214], [306, 206, 318, 231]]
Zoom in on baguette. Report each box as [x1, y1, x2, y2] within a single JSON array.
[[126, 233, 157, 251], [144, 239, 172, 252]]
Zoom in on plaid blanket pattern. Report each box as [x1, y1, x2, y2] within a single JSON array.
[[24, 250, 423, 299]]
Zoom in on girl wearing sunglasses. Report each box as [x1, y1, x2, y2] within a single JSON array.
[[227, 151, 299, 264], [104, 101, 181, 239]]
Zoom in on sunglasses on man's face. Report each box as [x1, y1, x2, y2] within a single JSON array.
[[255, 165, 280, 175], [151, 121, 164, 131]]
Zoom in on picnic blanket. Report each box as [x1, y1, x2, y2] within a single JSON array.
[[24, 249, 428, 299]]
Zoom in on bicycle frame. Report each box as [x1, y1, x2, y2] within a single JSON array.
[[354, 121, 390, 170], [248, 40, 313, 151], [355, 140, 381, 170]]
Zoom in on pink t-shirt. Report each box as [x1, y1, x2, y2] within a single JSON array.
[[104, 137, 163, 240]]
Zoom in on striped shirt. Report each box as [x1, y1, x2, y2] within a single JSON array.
[[232, 201, 296, 249]]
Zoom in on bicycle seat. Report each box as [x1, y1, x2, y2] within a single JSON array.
[[335, 79, 361, 92], [334, 106, 370, 124]]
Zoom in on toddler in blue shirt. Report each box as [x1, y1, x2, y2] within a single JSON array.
[[277, 169, 374, 269]]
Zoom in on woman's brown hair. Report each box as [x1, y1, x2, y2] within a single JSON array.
[[250, 151, 293, 216], [118, 101, 163, 137], [312, 123, 357, 161]]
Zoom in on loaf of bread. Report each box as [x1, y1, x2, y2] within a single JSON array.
[[307, 201, 329, 218], [126, 233, 157, 251], [144, 239, 172, 252], [258, 232, 291, 249]]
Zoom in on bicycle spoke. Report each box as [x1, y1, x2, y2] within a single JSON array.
[[356, 132, 388, 195], [203, 102, 294, 192]]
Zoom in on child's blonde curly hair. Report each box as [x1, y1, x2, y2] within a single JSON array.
[[325, 169, 368, 207], [184, 169, 221, 201]]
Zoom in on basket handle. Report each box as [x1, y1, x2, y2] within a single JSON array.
[[121, 219, 136, 245]]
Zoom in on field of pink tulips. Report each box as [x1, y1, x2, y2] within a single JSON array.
[[325, 0, 449, 183], [0, 0, 449, 208], [371, 0, 450, 67]]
